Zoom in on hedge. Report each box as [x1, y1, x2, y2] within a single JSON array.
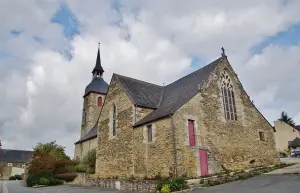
[[26, 172, 63, 187]]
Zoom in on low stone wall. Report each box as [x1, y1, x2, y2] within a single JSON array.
[[73, 173, 157, 192], [280, 158, 300, 164]]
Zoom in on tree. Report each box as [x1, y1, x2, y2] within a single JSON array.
[[279, 111, 295, 127], [33, 141, 70, 161]]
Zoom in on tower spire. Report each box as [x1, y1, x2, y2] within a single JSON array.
[[92, 43, 104, 78]]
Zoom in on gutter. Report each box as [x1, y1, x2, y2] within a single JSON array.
[[169, 113, 178, 177]]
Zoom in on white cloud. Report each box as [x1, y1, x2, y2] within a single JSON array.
[[1, 0, 300, 157], [242, 44, 300, 123]]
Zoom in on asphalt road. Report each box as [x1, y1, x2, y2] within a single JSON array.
[[0, 180, 119, 193], [1, 174, 300, 193], [192, 174, 300, 193]]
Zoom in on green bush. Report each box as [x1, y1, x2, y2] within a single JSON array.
[[82, 149, 96, 174], [50, 179, 64, 186], [9, 176, 16, 180], [26, 172, 64, 187], [161, 184, 171, 193], [39, 177, 50, 186], [55, 173, 78, 182], [156, 178, 188, 192], [26, 173, 43, 187], [9, 175, 22, 180], [54, 160, 78, 174], [15, 175, 22, 180], [75, 164, 87, 173]]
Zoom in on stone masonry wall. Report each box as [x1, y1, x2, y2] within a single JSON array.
[[173, 92, 223, 178], [199, 57, 279, 170], [133, 117, 175, 178], [134, 106, 154, 123], [82, 92, 106, 136], [96, 76, 134, 178], [73, 173, 157, 192]]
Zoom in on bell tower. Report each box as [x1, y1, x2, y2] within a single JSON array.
[[80, 43, 109, 137]]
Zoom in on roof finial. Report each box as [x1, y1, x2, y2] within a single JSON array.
[[221, 47, 226, 57], [98, 42, 100, 49]]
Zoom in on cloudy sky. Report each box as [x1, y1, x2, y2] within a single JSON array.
[[1, 0, 300, 157]]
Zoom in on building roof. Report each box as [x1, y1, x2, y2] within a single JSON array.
[[0, 149, 33, 163], [114, 74, 164, 109], [92, 48, 104, 73], [289, 137, 300, 147], [75, 124, 97, 144], [133, 57, 222, 127], [84, 77, 109, 97]]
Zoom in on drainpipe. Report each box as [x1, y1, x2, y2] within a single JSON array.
[[169, 113, 178, 177]]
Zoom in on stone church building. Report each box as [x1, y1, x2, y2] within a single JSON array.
[[75, 46, 279, 178]]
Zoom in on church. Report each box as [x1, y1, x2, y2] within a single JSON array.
[[75, 46, 279, 178]]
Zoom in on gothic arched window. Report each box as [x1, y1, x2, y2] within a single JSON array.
[[221, 70, 237, 121], [112, 104, 117, 136]]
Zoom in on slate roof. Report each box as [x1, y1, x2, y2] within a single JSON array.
[[289, 137, 300, 147], [84, 77, 109, 97], [75, 124, 98, 144], [92, 48, 104, 73], [0, 149, 33, 163], [115, 74, 164, 109], [127, 57, 222, 126]]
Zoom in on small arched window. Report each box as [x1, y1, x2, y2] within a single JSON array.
[[112, 104, 117, 136], [97, 96, 102, 107], [221, 70, 237, 121]]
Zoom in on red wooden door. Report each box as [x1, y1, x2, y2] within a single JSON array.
[[188, 120, 195, 146], [199, 149, 208, 176]]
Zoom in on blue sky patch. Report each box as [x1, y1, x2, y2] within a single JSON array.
[[33, 36, 43, 43], [251, 23, 300, 54], [51, 1, 79, 39], [10, 29, 22, 37], [191, 57, 204, 69]]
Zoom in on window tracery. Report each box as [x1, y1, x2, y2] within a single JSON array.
[[221, 70, 237, 121]]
